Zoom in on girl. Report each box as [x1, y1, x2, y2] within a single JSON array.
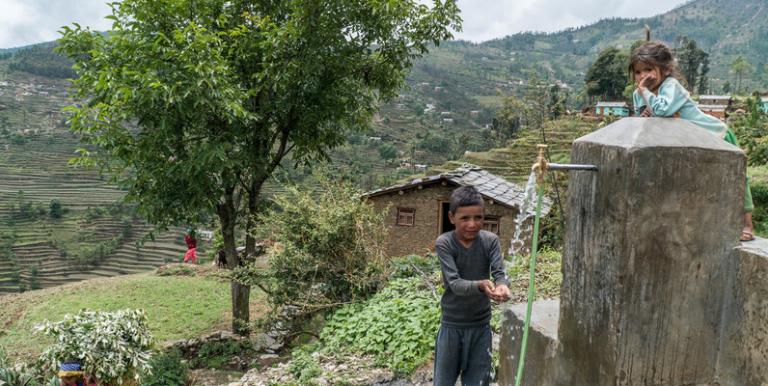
[[630, 40, 755, 241]]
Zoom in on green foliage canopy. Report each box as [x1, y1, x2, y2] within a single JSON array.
[[584, 47, 628, 101], [56, 0, 460, 333], [674, 36, 709, 93], [731, 56, 754, 94]]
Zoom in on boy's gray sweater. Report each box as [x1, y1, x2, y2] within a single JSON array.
[[435, 230, 510, 328]]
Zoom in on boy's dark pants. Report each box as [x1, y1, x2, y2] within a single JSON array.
[[433, 324, 492, 386]]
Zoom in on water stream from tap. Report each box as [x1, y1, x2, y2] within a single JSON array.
[[508, 171, 539, 261]]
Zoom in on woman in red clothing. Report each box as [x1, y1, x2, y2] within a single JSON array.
[[184, 228, 198, 264]]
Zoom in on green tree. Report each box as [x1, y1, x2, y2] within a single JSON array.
[[378, 142, 398, 163], [57, 0, 460, 335], [548, 84, 566, 119], [761, 63, 768, 89], [674, 36, 709, 92], [731, 56, 754, 94], [49, 199, 62, 219], [584, 47, 628, 101], [697, 55, 710, 95], [493, 95, 524, 139]]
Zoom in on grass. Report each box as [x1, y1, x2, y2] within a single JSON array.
[[0, 272, 266, 360]]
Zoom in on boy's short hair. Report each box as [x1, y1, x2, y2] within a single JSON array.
[[449, 186, 484, 214]]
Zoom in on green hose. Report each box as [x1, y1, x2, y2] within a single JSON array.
[[514, 183, 545, 386]]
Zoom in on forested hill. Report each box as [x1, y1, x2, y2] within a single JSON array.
[[409, 0, 768, 109], [2, 0, 768, 184]]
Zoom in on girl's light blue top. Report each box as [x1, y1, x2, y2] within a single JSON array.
[[632, 77, 728, 139]]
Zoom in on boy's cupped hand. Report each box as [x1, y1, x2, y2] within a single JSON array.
[[479, 280, 511, 303]]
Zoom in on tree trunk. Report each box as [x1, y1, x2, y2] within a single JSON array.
[[217, 186, 251, 336]]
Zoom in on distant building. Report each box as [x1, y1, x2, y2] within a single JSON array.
[[595, 101, 629, 117], [698, 95, 733, 119], [699, 104, 728, 119], [442, 118, 454, 124], [470, 110, 480, 117], [363, 165, 550, 258], [699, 95, 732, 106], [761, 96, 768, 113]]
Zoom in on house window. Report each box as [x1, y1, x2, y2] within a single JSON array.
[[483, 216, 500, 234], [396, 208, 415, 226]]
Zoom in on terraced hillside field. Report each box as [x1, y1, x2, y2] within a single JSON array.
[[433, 116, 600, 183], [0, 62, 191, 294]]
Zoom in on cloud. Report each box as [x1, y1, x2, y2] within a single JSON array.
[[0, 0, 690, 48], [0, 0, 112, 48], [454, 0, 689, 42]]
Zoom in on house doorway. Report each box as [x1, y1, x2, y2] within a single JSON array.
[[440, 201, 455, 235]]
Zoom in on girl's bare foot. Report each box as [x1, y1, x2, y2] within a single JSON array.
[[741, 212, 755, 242]]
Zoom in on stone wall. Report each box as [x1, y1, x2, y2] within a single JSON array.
[[367, 183, 520, 258]]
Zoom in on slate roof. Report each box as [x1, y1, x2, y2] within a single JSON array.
[[363, 164, 552, 214]]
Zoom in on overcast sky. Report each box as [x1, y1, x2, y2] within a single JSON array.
[[0, 0, 689, 49]]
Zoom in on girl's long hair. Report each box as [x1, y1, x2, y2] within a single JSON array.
[[628, 28, 685, 86]]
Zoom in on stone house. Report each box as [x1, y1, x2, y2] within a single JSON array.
[[363, 165, 550, 258]]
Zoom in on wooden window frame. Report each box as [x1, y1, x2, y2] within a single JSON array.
[[483, 215, 500, 235], [396, 207, 415, 227]]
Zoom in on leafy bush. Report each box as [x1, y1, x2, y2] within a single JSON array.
[[0, 347, 60, 386], [141, 349, 188, 386], [49, 200, 63, 219], [750, 181, 768, 235], [233, 180, 389, 333], [320, 277, 441, 374], [389, 254, 441, 279], [287, 347, 323, 384], [36, 309, 154, 386]]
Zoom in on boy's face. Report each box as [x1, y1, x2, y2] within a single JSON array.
[[449, 205, 484, 243]]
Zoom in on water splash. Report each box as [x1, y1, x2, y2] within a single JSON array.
[[508, 170, 539, 260]]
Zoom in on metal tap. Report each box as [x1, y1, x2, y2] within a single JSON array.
[[531, 144, 549, 186]]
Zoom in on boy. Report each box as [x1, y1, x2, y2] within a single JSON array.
[[434, 185, 511, 386]]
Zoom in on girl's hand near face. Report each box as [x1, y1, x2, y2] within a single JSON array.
[[638, 73, 656, 92]]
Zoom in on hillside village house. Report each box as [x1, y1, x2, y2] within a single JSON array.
[[363, 165, 550, 258], [761, 96, 768, 113], [698, 94, 733, 119], [595, 101, 629, 117]]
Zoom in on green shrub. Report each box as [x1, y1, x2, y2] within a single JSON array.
[[232, 179, 389, 333], [287, 348, 323, 384], [141, 349, 188, 386], [390, 254, 441, 279], [49, 200, 63, 219], [751, 181, 768, 235], [320, 277, 441, 375], [36, 309, 154, 385]]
